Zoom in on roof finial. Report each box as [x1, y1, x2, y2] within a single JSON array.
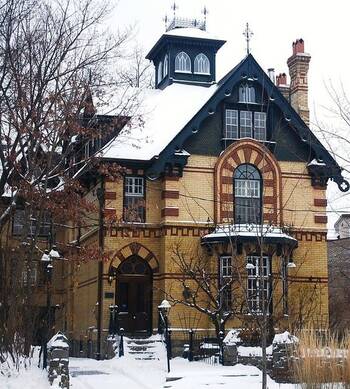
[[202, 6, 208, 31], [163, 14, 168, 31], [243, 22, 254, 55], [171, 2, 178, 18]]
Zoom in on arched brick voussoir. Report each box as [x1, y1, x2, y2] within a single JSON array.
[[109, 242, 160, 273], [214, 139, 283, 224]]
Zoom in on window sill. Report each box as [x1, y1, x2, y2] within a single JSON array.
[[174, 70, 192, 74], [194, 72, 211, 76], [221, 137, 276, 144]]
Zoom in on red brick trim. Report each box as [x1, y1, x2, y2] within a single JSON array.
[[314, 198, 327, 207], [161, 207, 179, 217], [264, 196, 275, 204], [104, 208, 116, 217], [314, 215, 328, 224], [162, 190, 180, 199], [105, 191, 116, 200], [221, 193, 233, 202]]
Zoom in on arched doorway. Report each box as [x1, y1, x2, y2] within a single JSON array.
[[116, 255, 152, 335]]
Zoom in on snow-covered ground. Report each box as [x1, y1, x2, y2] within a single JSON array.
[[1, 356, 295, 389]]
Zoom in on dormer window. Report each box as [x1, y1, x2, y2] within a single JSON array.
[[175, 52, 191, 73], [239, 84, 256, 103], [157, 61, 163, 83], [194, 53, 210, 74], [163, 55, 168, 78]]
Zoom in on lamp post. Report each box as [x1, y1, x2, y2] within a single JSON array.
[[41, 246, 61, 369], [158, 299, 171, 373]]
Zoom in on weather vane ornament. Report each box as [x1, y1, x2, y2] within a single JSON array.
[[171, 2, 178, 18], [243, 22, 254, 55]]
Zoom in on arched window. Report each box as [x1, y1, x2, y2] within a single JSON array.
[[157, 61, 163, 83], [163, 55, 168, 78], [194, 53, 210, 74], [239, 84, 256, 103], [175, 52, 191, 73], [234, 164, 262, 224]]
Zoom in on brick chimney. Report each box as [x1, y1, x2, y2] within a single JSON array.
[[276, 73, 290, 100], [287, 38, 311, 124]]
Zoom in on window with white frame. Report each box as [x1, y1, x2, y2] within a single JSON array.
[[157, 61, 163, 83], [194, 53, 210, 74], [220, 256, 232, 311], [124, 176, 145, 222], [163, 55, 168, 78], [13, 210, 51, 237], [281, 257, 288, 315], [239, 84, 256, 103], [175, 52, 191, 73], [234, 164, 261, 224], [224, 109, 238, 139], [240, 111, 253, 138], [22, 264, 38, 286], [247, 255, 270, 314], [254, 112, 266, 141]]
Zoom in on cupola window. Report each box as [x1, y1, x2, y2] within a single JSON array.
[[194, 53, 210, 74], [157, 61, 163, 83], [175, 51, 191, 73], [239, 84, 256, 103], [163, 55, 169, 78]]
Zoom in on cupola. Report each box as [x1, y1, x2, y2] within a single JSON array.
[[146, 17, 226, 89]]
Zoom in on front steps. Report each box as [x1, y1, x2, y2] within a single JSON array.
[[125, 335, 165, 361]]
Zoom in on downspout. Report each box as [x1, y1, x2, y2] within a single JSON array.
[[96, 178, 105, 360]]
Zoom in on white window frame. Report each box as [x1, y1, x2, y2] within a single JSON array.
[[239, 84, 256, 103], [240, 111, 253, 138], [194, 53, 210, 75], [224, 109, 238, 139], [124, 176, 145, 222], [220, 256, 232, 278], [220, 256, 232, 311], [163, 55, 168, 78], [157, 61, 163, 83], [175, 52, 191, 73], [254, 112, 266, 141], [247, 255, 270, 314], [235, 179, 260, 198]]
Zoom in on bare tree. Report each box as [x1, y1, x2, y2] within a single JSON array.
[[0, 0, 142, 369]]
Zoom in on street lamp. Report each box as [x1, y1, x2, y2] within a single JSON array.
[[158, 299, 171, 373], [40, 246, 62, 369], [287, 257, 296, 268]]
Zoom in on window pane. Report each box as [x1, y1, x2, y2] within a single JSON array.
[[124, 176, 145, 222], [247, 256, 270, 313], [239, 85, 256, 103], [194, 53, 210, 74], [240, 111, 252, 138], [225, 109, 238, 138], [175, 52, 191, 72], [254, 112, 266, 141]]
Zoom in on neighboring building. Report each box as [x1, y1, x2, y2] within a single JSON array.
[[334, 214, 350, 238], [65, 18, 349, 350], [328, 236, 350, 332]]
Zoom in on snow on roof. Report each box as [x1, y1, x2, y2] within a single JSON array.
[[163, 27, 221, 41], [47, 332, 69, 349], [100, 83, 217, 161], [202, 224, 297, 243], [307, 158, 326, 167]]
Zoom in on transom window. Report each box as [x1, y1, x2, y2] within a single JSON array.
[[234, 164, 262, 224], [194, 53, 210, 74], [239, 84, 256, 103], [124, 176, 145, 222], [175, 51, 191, 73], [247, 255, 270, 314], [224, 109, 266, 141]]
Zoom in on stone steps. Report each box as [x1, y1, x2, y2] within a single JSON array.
[[125, 335, 164, 361]]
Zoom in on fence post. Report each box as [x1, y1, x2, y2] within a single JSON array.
[[119, 328, 124, 357], [168, 330, 172, 360], [219, 331, 225, 366], [188, 329, 194, 362]]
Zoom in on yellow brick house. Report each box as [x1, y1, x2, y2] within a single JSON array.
[[68, 19, 349, 351]]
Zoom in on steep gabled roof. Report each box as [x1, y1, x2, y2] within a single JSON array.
[[100, 54, 349, 191]]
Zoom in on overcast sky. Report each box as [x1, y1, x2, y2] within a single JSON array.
[[111, 0, 350, 236]]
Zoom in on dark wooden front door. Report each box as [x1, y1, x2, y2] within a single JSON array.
[[116, 256, 152, 334]]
